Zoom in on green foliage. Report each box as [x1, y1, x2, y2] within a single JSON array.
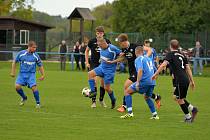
[[92, 2, 113, 32], [0, 0, 34, 20], [112, 0, 210, 33]]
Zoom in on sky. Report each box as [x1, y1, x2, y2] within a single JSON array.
[[33, 0, 114, 17]]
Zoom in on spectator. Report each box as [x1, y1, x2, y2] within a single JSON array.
[[73, 41, 81, 70], [80, 42, 87, 71], [58, 40, 68, 71], [193, 41, 204, 75]]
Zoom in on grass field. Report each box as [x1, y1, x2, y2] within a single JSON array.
[[0, 61, 210, 140]]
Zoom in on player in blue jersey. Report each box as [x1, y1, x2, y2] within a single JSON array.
[[88, 37, 123, 109], [10, 41, 45, 108], [120, 46, 159, 119], [143, 39, 161, 109]]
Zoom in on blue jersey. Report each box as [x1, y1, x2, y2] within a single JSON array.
[[15, 50, 43, 73], [135, 55, 155, 86], [100, 44, 121, 71], [144, 48, 157, 71]]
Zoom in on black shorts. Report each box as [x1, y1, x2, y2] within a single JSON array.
[[128, 74, 137, 83], [89, 61, 100, 71], [174, 83, 189, 99]]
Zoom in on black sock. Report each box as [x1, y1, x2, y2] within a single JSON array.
[[184, 99, 190, 107], [151, 93, 156, 99], [123, 96, 126, 106], [92, 87, 97, 102], [180, 104, 189, 114], [99, 87, 105, 101]]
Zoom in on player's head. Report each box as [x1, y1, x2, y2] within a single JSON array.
[[135, 46, 144, 57], [117, 33, 129, 48], [95, 26, 105, 38], [144, 39, 151, 47], [28, 41, 37, 53], [97, 37, 108, 49], [170, 39, 179, 50]]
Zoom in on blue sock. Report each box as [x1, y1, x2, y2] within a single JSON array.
[[125, 95, 132, 114], [88, 79, 95, 92], [16, 88, 27, 100], [33, 90, 40, 104], [108, 91, 116, 103], [145, 98, 156, 113]]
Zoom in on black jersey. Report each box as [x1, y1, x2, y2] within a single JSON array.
[[164, 50, 189, 84], [87, 37, 111, 64], [122, 43, 138, 76]]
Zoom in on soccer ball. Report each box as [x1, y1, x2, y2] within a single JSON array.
[[82, 87, 90, 97]]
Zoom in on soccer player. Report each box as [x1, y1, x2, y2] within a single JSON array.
[[88, 37, 122, 109], [143, 39, 161, 108], [85, 26, 111, 108], [152, 39, 198, 123], [114, 34, 161, 113], [10, 41, 45, 108], [120, 46, 159, 119]]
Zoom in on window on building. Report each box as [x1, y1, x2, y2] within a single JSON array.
[[0, 30, 6, 44], [14, 30, 29, 45]]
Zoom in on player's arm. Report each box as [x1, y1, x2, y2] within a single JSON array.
[[38, 66, 45, 81], [136, 68, 143, 90], [10, 60, 16, 77], [152, 60, 168, 80], [106, 53, 125, 64], [85, 47, 90, 68], [185, 64, 195, 90]]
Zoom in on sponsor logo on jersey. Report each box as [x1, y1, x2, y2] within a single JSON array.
[[23, 61, 35, 65]]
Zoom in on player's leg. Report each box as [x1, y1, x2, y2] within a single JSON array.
[[88, 70, 97, 97], [175, 83, 193, 122], [99, 78, 107, 107], [120, 83, 136, 119], [31, 85, 41, 108], [15, 84, 27, 106], [103, 73, 116, 109], [28, 74, 41, 108], [144, 86, 159, 119], [90, 76, 97, 108], [183, 99, 198, 122], [117, 78, 133, 112], [104, 84, 116, 109], [15, 74, 27, 106]]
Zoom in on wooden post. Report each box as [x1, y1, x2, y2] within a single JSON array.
[[80, 19, 84, 43]]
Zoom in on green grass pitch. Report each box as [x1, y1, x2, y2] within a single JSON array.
[[0, 62, 210, 140]]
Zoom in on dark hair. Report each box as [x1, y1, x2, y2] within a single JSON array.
[[170, 39, 179, 49], [28, 41, 36, 47], [144, 39, 150, 44], [95, 26, 104, 32], [117, 33, 128, 42]]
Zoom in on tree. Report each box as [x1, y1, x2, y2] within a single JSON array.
[[112, 0, 210, 33], [0, 0, 34, 20]]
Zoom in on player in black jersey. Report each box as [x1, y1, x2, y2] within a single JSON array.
[[85, 26, 111, 108], [111, 34, 161, 112], [152, 39, 198, 123]]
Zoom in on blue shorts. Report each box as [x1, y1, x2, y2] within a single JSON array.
[[16, 73, 36, 88], [93, 66, 115, 85], [130, 82, 155, 97]]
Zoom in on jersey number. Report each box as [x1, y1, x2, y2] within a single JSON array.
[[179, 57, 184, 69], [146, 61, 154, 71]]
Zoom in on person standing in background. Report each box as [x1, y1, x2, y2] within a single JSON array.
[[58, 40, 68, 71], [73, 41, 81, 70], [80, 42, 87, 71], [193, 41, 204, 75]]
